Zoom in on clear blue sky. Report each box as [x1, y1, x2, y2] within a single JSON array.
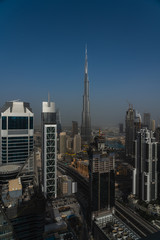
[[0, 0, 160, 127]]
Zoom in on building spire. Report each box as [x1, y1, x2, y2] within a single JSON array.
[[48, 92, 50, 107], [85, 44, 88, 74]]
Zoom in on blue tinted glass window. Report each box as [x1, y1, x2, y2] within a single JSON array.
[[30, 117, 33, 129], [8, 117, 28, 129], [9, 137, 28, 140], [2, 117, 7, 129]]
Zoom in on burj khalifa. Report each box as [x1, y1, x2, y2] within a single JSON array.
[[81, 46, 91, 144]]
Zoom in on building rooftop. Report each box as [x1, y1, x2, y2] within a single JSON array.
[[9, 178, 22, 192], [0, 164, 20, 174], [94, 213, 140, 240]]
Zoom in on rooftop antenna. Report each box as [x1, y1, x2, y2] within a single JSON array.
[[48, 92, 50, 107], [126, 100, 133, 109]]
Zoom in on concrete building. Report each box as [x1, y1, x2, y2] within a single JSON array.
[[81, 46, 91, 144], [58, 175, 77, 196], [119, 123, 123, 134], [60, 132, 67, 155], [155, 127, 160, 143], [133, 128, 158, 202], [143, 112, 151, 129], [72, 121, 78, 137], [125, 106, 135, 159], [42, 97, 57, 199], [151, 119, 156, 132], [66, 136, 73, 151], [125, 106, 141, 161], [0, 101, 34, 172], [73, 134, 81, 154]]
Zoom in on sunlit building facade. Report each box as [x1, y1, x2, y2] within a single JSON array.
[[0, 101, 34, 172]]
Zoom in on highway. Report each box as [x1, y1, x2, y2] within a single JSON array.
[[115, 201, 158, 237], [57, 161, 159, 237]]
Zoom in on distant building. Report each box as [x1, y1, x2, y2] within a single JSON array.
[[94, 135, 106, 152], [42, 97, 57, 199], [151, 119, 156, 132], [66, 136, 73, 151], [125, 106, 141, 161], [143, 112, 151, 129], [155, 127, 160, 143], [56, 109, 62, 136], [133, 128, 157, 202], [58, 175, 77, 196], [119, 123, 123, 134], [73, 134, 81, 154], [60, 132, 67, 155], [0, 101, 34, 172], [72, 121, 78, 137], [125, 106, 135, 159]]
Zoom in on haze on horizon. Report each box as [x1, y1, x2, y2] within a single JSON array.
[[0, 0, 160, 127]]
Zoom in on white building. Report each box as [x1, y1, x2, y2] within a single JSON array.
[[0, 101, 34, 172], [133, 128, 157, 202], [42, 99, 57, 199], [151, 119, 156, 132]]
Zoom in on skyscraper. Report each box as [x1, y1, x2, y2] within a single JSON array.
[[73, 134, 81, 153], [151, 119, 156, 132], [60, 132, 67, 155], [72, 121, 78, 137], [125, 106, 141, 161], [125, 106, 135, 159], [81, 46, 91, 144], [143, 112, 151, 129], [133, 128, 157, 202], [0, 101, 34, 172], [88, 137, 115, 217], [119, 123, 123, 134], [42, 97, 57, 199]]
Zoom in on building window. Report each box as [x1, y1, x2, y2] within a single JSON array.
[[2, 117, 7, 130], [8, 117, 28, 129], [30, 117, 33, 129]]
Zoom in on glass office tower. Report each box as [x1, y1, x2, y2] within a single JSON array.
[[42, 99, 57, 199], [0, 101, 34, 172]]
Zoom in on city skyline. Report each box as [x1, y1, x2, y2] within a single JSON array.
[[1, 0, 160, 126]]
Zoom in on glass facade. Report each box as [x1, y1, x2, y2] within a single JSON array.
[[0, 102, 34, 170], [2, 136, 34, 164], [30, 117, 33, 129], [8, 117, 28, 129], [2, 116, 7, 129]]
